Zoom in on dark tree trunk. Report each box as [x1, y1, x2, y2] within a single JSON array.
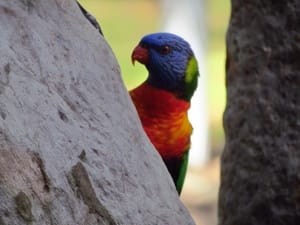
[[219, 1, 300, 225]]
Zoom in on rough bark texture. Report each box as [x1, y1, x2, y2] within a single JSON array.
[[219, 1, 300, 225], [0, 0, 195, 224]]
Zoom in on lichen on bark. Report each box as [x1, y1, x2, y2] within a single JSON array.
[[15, 191, 34, 223]]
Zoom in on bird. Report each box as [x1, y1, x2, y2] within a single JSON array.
[[129, 32, 199, 194]]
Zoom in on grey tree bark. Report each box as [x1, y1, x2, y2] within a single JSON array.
[[219, 1, 300, 225], [0, 0, 195, 225]]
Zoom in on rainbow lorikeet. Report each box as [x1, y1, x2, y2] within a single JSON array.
[[130, 33, 199, 194]]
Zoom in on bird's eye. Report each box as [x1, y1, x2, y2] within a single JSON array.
[[160, 45, 171, 55]]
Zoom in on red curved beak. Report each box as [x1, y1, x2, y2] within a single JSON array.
[[131, 45, 149, 65]]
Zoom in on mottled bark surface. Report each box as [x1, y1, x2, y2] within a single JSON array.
[[219, 1, 300, 225], [0, 0, 195, 224]]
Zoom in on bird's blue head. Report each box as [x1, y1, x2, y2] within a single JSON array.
[[131, 33, 199, 101]]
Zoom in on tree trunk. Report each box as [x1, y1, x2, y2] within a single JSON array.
[[219, 1, 300, 225], [0, 1, 195, 224]]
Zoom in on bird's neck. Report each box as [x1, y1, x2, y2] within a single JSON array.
[[130, 82, 190, 116], [146, 69, 185, 96]]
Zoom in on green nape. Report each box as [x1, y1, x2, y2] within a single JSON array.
[[176, 151, 189, 194], [183, 56, 199, 101]]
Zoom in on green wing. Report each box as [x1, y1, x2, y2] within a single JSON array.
[[175, 151, 189, 194], [163, 150, 189, 195]]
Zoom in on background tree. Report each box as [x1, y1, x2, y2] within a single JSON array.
[[161, 0, 209, 166], [219, 1, 300, 224], [0, 0, 195, 224]]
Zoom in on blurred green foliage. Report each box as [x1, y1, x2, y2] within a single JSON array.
[[79, 0, 230, 152]]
